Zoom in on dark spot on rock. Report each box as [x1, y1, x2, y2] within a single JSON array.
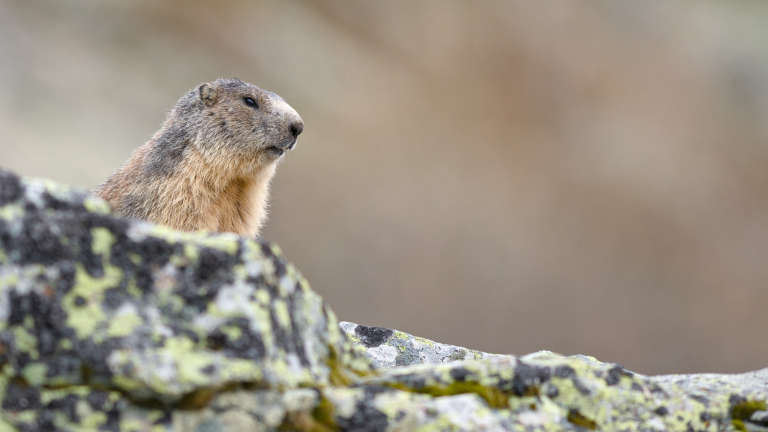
[[37, 330, 56, 356], [354, 325, 393, 348], [0, 335, 13, 365], [73, 295, 87, 307], [554, 365, 575, 378], [105, 232, 180, 295], [15, 352, 31, 369], [207, 318, 266, 360], [175, 247, 235, 311], [105, 406, 121, 431], [545, 385, 559, 398], [2, 378, 41, 411], [730, 394, 747, 405], [246, 274, 275, 296], [73, 339, 121, 379], [0, 170, 22, 205], [567, 409, 597, 430], [496, 378, 512, 391], [271, 255, 286, 278], [336, 386, 390, 432], [750, 410, 768, 426], [631, 382, 643, 392], [288, 293, 310, 366], [206, 331, 227, 351], [572, 377, 591, 395], [17, 423, 39, 432], [194, 247, 235, 285], [269, 303, 291, 352], [103, 287, 128, 309], [56, 261, 76, 294], [200, 364, 216, 375], [654, 406, 669, 416], [46, 354, 82, 379], [700, 412, 710, 422], [395, 373, 426, 389], [41, 191, 85, 212], [450, 367, 471, 382], [691, 394, 709, 405], [220, 121, 226, 127], [649, 383, 667, 396], [260, 242, 275, 259], [167, 324, 200, 344], [134, 237, 178, 268], [512, 361, 550, 396], [9, 289, 73, 359], [35, 412, 56, 431], [0, 219, 10, 252], [605, 365, 632, 385], [8, 291, 30, 325], [153, 410, 173, 426], [16, 213, 68, 265], [45, 394, 80, 422]]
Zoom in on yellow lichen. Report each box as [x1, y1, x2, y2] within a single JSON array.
[[731, 399, 766, 431], [567, 409, 597, 430], [386, 381, 511, 409]]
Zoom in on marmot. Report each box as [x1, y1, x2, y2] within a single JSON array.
[[96, 78, 303, 236]]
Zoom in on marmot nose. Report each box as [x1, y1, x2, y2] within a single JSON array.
[[290, 121, 304, 138]]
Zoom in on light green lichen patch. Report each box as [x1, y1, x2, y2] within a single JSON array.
[[107, 305, 144, 337], [64, 264, 116, 337], [20, 363, 47, 386], [273, 299, 291, 329], [91, 227, 114, 256], [0, 205, 23, 222], [83, 196, 111, 214], [12, 327, 38, 357], [198, 236, 239, 256]]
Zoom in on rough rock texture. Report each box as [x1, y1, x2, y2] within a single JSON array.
[[1, 168, 767, 431], [0, 169, 370, 430], [339, 321, 508, 368]]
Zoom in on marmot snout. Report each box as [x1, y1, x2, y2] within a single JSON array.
[[97, 78, 304, 236]]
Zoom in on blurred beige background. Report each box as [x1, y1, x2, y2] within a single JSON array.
[[2, 0, 767, 374]]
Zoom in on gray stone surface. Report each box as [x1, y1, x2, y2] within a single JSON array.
[[339, 321, 508, 368]]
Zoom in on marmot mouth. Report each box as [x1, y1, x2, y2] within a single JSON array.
[[265, 146, 285, 157]]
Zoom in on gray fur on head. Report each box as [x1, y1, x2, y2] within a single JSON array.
[[146, 78, 303, 178]]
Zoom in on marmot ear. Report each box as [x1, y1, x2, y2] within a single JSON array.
[[198, 82, 220, 107]]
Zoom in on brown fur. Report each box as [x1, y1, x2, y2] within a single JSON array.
[[96, 78, 303, 236]]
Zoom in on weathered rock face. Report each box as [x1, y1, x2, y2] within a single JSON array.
[[0, 169, 370, 430], [341, 322, 768, 431], [0, 168, 767, 431]]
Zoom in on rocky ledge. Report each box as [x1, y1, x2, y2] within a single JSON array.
[[0, 168, 766, 431]]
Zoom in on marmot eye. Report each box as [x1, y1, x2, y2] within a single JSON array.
[[243, 97, 258, 109]]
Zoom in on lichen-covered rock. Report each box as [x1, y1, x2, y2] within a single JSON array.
[[0, 169, 370, 429], [340, 321, 508, 368], [1, 168, 767, 432], [344, 322, 768, 432]]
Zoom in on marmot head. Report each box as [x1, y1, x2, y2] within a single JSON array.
[[172, 78, 304, 174]]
